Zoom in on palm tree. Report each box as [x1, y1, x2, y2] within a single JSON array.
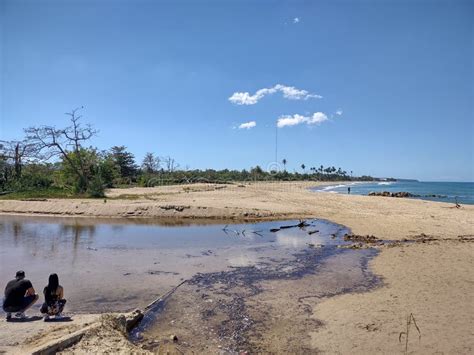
[[282, 158, 287, 171], [301, 164, 306, 173]]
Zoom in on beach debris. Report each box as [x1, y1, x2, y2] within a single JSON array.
[[358, 323, 380, 332], [147, 270, 180, 275], [458, 235, 474, 242], [399, 313, 421, 355], [222, 225, 264, 237], [87, 247, 98, 251], [307, 230, 319, 235], [20, 198, 48, 201], [343, 233, 381, 244], [338, 243, 364, 249], [110, 310, 145, 333], [270, 220, 310, 233], [170, 334, 179, 343], [159, 204, 190, 212], [411, 233, 438, 243], [125, 310, 145, 332]]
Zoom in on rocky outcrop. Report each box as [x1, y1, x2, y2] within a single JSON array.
[[368, 191, 417, 198]]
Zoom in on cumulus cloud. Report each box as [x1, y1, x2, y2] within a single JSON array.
[[335, 109, 343, 116], [277, 112, 328, 128], [229, 84, 322, 105], [238, 121, 257, 129], [293, 17, 300, 24], [276, 114, 307, 128]]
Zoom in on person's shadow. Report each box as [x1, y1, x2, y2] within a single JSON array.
[[6, 315, 43, 322], [44, 316, 73, 322], [6, 316, 73, 323]]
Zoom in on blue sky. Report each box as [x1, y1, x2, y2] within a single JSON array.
[[1, 0, 472, 181]]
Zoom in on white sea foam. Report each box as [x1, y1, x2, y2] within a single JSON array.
[[378, 182, 393, 186], [321, 184, 347, 191]]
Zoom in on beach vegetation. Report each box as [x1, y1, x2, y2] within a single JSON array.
[[0, 108, 387, 199]]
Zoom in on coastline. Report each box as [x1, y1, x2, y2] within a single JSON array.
[[0, 182, 472, 239], [0, 181, 472, 353]]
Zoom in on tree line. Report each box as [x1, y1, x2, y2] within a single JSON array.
[[0, 108, 383, 198]]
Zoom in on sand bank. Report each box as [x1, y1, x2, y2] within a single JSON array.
[[0, 182, 472, 240]]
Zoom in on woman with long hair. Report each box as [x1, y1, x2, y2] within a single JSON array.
[[40, 273, 66, 320]]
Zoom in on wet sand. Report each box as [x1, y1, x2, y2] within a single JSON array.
[[0, 182, 473, 353], [140, 248, 378, 353]]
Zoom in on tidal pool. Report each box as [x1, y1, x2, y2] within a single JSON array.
[[0, 215, 379, 352]]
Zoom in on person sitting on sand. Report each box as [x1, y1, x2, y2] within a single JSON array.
[[2, 270, 39, 320], [40, 273, 66, 320]]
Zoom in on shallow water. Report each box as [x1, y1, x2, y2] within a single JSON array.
[[1, 216, 352, 312]]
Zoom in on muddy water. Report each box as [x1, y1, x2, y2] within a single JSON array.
[[0, 216, 379, 352]]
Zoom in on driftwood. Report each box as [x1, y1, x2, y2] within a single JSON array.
[[129, 279, 189, 339], [222, 225, 263, 237], [269, 220, 310, 233]]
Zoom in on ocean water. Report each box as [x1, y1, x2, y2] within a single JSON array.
[[313, 181, 474, 205]]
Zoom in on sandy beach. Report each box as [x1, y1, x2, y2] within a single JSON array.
[[0, 182, 473, 353]]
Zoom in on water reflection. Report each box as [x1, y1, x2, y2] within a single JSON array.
[[0, 216, 350, 313]]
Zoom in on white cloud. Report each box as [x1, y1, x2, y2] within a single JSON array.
[[229, 84, 322, 105], [335, 109, 343, 116], [308, 112, 328, 124], [277, 112, 328, 128], [293, 17, 300, 24], [276, 114, 307, 128], [238, 121, 257, 129]]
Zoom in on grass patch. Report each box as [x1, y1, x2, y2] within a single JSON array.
[[0, 187, 81, 200], [108, 194, 142, 200]]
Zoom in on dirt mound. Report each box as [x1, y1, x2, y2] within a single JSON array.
[[59, 314, 150, 354]]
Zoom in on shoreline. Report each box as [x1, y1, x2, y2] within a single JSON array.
[[0, 182, 472, 240], [0, 181, 472, 353]]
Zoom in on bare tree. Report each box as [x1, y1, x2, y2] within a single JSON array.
[[163, 156, 179, 173], [142, 152, 161, 173], [24, 107, 97, 191], [0, 140, 37, 178]]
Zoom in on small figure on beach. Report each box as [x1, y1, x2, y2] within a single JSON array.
[[455, 196, 461, 209], [40, 273, 66, 320], [2, 270, 39, 320], [347, 186, 351, 194]]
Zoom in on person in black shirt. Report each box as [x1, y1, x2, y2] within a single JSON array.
[[3, 270, 39, 320]]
